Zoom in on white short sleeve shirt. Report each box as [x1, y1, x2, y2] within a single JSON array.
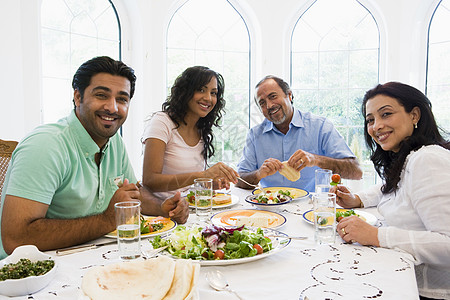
[[142, 112, 205, 199]]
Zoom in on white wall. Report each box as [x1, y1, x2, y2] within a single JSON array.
[[0, 0, 442, 179]]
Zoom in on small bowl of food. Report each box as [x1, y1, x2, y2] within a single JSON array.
[[245, 191, 292, 210], [0, 245, 57, 296]]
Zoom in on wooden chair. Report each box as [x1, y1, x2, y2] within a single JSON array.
[[0, 139, 18, 196]]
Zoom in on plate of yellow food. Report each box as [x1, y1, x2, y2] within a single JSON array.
[[185, 191, 239, 208], [210, 209, 286, 229], [302, 209, 377, 226], [252, 187, 309, 200], [105, 216, 177, 239]]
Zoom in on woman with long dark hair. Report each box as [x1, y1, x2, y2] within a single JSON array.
[[331, 82, 450, 300], [142, 66, 238, 200]]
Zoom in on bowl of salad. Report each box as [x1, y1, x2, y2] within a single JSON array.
[[245, 190, 292, 209], [0, 245, 57, 296], [150, 224, 290, 266]]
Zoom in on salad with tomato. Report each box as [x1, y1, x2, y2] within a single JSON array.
[[150, 224, 272, 260], [251, 190, 291, 204], [140, 216, 166, 234]]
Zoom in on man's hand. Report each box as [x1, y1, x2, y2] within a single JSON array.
[[139, 185, 189, 224], [161, 192, 189, 224], [288, 150, 363, 180], [104, 179, 140, 227], [288, 149, 316, 171], [256, 158, 283, 180]]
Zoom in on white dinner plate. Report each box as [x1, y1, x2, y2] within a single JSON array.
[[165, 228, 291, 266], [105, 216, 177, 239], [302, 209, 377, 226]]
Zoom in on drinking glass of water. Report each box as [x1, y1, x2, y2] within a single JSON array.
[[313, 192, 336, 245], [194, 178, 213, 222], [315, 169, 332, 193], [114, 200, 141, 260]]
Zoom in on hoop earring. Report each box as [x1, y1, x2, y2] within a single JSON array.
[[414, 123, 418, 129]]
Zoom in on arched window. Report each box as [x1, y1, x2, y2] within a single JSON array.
[[40, 0, 121, 123], [167, 0, 250, 164], [427, 0, 450, 138], [291, 0, 379, 172]]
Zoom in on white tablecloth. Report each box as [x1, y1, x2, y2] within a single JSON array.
[[1, 186, 419, 300]]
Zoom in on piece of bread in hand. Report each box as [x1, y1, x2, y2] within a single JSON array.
[[279, 161, 300, 181]]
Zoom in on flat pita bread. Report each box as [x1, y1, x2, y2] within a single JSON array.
[[279, 161, 300, 181], [163, 260, 200, 300], [81, 256, 175, 300]]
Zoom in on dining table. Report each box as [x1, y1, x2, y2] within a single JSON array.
[[3, 185, 419, 300]]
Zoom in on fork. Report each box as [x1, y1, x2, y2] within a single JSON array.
[[236, 176, 258, 188], [142, 245, 168, 259], [237, 177, 267, 197]]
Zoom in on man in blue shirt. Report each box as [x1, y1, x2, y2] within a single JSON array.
[[0, 57, 189, 257], [237, 75, 362, 192]]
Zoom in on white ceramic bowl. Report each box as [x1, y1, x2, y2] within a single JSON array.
[[245, 193, 292, 209], [0, 245, 57, 297]]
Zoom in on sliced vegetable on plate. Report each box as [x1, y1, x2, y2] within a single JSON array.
[[252, 187, 309, 200], [150, 224, 291, 265], [247, 190, 291, 204]]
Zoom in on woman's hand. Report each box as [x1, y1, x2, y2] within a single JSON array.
[[336, 216, 380, 246], [204, 162, 239, 189], [330, 185, 362, 209]]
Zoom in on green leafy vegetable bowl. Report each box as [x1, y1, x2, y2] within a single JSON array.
[[0, 245, 57, 296]]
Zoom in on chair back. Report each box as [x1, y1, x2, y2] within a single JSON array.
[[0, 139, 18, 196]]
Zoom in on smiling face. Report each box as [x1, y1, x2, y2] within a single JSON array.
[[74, 73, 131, 148], [365, 95, 420, 152], [187, 76, 218, 118], [255, 79, 294, 129]]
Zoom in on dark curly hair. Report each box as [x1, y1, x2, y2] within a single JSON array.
[[162, 66, 225, 163], [362, 82, 450, 194]]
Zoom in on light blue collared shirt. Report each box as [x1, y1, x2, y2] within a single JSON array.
[[237, 109, 355, 192]]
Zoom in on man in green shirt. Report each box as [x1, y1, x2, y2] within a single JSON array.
[[0, 56, 189, 258]]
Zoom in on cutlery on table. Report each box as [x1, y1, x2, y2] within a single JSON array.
[[236, 177, 259, 189], [265, 235, 308, 240], [56, 240, 117, 256], [142, 245, 168, 259], [236, 177, 266, 196], [206, 269, 244, 300]]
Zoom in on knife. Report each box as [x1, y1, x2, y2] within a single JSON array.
[[265, 235, 308, 240], [56, 240, 117, 256]]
